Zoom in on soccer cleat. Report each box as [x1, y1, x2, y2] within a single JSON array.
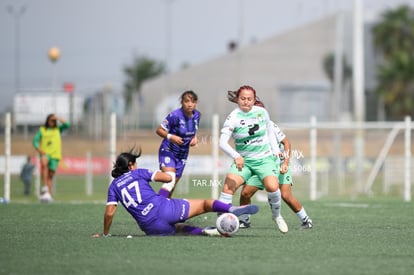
[[39, 192, 54, 203], [300, 219, 313, 229], [230, 205, 259, 216], [202, 227, 221, 236], [239, 219, 251, 229], [238, 214, 251, 228], [274, 216, 289, 233]]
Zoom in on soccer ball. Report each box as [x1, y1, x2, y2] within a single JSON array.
[[216, 213, 240, 237]]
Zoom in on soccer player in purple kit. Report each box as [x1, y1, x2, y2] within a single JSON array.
[[156, 90, 200, 198], [92, 147, 259, 237]]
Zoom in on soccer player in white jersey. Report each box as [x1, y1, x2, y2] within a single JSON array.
[[227, 92, 313, 230], [218, 85, 288, 233]]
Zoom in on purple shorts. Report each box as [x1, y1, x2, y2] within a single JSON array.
[[141, 198, 190, 236], [158, 149, 187, 178]]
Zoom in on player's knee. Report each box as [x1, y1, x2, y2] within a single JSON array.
[[224, 175, 243, 192], [241, 189, 253, 200]]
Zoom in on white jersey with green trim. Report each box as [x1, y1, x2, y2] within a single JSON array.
[[271, 121, 286, 144], [271, 121, 287, 162], [221, 106, 278, 159]]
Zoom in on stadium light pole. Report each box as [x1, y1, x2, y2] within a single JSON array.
[[6, 4, 26, 97], [163, 0, 174, 97], [353, 0, 365, 194], [48, 47, 60, 113], [7, 4, 26, 135]]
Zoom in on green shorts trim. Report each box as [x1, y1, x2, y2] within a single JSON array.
[[227, 155, 279, 182], [41, 154, 60, 171], [246, 167, 293, 190], [48, 158, 59, 171]]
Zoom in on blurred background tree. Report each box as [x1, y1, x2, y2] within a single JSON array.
[[373, 5, 414, 120], [123, 56, 165, 110]]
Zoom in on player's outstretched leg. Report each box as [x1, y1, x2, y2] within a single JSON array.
[[229, 204, 259, 216], [209, 200, 259, 217]]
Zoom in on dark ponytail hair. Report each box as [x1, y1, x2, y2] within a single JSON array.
[[111, 147, 142, 178], [254, 97, 265, 108]]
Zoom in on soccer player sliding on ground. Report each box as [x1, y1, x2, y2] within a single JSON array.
[[92, 147, 259, 237]]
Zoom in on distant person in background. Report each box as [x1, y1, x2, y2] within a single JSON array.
[[20, 155, 35, 196], [32, 114, 70, 202], [156, 90, 201, 198]]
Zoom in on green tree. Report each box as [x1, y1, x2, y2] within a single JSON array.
[[123, 56, 165, 110], [322, 52, 352, 83], [372, 5, 414, 120]]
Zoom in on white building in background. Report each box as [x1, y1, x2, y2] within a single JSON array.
[[133, 10, 383, 128], [135, 14, 338, 128]]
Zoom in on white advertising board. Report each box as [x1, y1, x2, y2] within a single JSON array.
[[13, 93, 84, 125]]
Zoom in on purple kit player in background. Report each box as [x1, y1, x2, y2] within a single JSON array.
[[156, 90, 201, 198], [92, 147, 259, 237]]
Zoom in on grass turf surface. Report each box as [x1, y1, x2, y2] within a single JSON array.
[[1, 198, 413, 275]]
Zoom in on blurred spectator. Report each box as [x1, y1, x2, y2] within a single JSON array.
[[20, 155, 35, 195]]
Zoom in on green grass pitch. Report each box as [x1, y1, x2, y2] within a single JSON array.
[[1, 176, 414, 274]]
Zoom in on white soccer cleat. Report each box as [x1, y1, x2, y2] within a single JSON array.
[[39, 192, 53, 203], [274, 216, 288, 233], [300, 219, 313, 229]]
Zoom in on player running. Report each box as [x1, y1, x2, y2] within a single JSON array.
[[228, 91, 313, 230], [218, 85, 288, 233], [156, 90, 200, 198]]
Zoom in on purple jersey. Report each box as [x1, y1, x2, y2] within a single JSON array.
[[106, 168, 190, 235], [159, 108, 200, 160]]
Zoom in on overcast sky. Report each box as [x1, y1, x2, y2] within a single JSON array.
[[0, 0, 412, 112]]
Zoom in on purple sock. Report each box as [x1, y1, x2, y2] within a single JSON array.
[[182, 225, 203, 235], [158, 188, 170, 198], [212, 200, 231, 213]]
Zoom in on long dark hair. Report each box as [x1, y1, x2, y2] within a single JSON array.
[[111, 147, 142, 178], [44, 114, 56, 128]]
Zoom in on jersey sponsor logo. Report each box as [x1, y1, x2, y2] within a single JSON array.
[[243, 137, 263, 145], [180, 203, 186, 220], [141, 203, 154, 216], [248, 124, 259, 136]]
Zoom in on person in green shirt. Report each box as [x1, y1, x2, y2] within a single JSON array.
[[32, 114, 70, 202]]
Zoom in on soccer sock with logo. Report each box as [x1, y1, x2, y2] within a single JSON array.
[[267, 189, 282, 218], [296, 207, 309, 223]]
